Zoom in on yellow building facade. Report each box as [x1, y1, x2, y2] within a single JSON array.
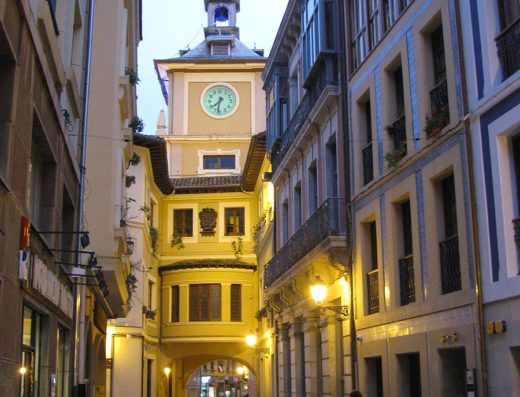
[[152, 1, 269, 395]]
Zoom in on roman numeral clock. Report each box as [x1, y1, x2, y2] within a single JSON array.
[[201, 83, 239, 118]]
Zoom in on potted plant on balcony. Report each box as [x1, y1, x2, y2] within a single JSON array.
[[424, 106, 449, 135], [384, 142, 407, 168], [149, 226, 159, 255]]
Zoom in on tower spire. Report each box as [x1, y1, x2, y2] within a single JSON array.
[[204, 0, 240, 39]]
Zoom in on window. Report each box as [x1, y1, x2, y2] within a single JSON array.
[[441, 174, 457, 239], [431, 25, 446, 85], [513, 136, 520, 207], [389, 65, 407, 157], [31, 117, 57, 231], [303, 0, 320, 76], [326, 139, 338, 198], [498, 0, 520, 30], [189, 284, 221, 321], [56, 326, 69, 397], [171, 286, 180, 323], [399, 199, 415, 305], [496, 0, 520, 78], [225, 207, 244, 236], [0, 41, 15, 185], [21, 306, 42, 397], [148, 280, 155, 311], [429, 25, 449, 129], [294, 184, 302, 230], [308, 162, 318, 213], [282, 200, 289, 244], [350, 0, 367, 70], [203, 155, 235, 170], [60, 191, 75, 264], [230, 284, 241, 321], [174, 209, 193, 237], [146, 359, 154, 397], [439, 174, 461, 294], [368, 0, 381, 50], [362, 99, 374, 185], [366, 221, 380, 314]]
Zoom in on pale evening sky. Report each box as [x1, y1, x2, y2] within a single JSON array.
[[137, 0, 289, 134]]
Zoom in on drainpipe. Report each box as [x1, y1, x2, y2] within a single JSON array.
[[454, 1, 488, 395], [336, 0, 357, 391], [73, 0, 96, 394]]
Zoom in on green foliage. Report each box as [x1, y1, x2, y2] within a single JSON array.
[[384, 143, 407, 168], [149, 227, 159, 255], [170, 234, 184, 249], [125, 67, 140, 85], [129, 116, 144, 133], [231, 236, 243, 260], [129, 152, 141, 166]]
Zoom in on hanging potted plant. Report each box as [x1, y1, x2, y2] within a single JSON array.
[[125, 175, 136, 187]]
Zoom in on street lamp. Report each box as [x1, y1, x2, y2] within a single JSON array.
[[164, 367, 172, 397], [310, 275, 349, 317], [244, 331, 270, 357]]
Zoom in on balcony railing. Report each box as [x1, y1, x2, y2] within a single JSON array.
[[496, 17, 520, 80], [399, 255, 415, 306], [390, 115, 407, 153], [367, 269, 379, 314], [264, 198, 346, 288], [440, 235, 461, 294], [362, 142, 374, 185], [270, 53, 338, 173], [430, 78, 449, 115]]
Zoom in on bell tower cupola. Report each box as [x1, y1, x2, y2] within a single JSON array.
[[204, 0, 240, 41]]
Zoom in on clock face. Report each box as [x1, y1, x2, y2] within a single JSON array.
[[201, 84, 239, 118]]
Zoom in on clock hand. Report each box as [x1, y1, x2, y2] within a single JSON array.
[[209, 97, 223, 109], [215, 96, 223, 114]]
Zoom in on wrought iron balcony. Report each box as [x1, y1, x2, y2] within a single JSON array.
[[430, 78, 449, 115], [264, 198, 346, 288], [439, 235, 461, 294], [270, 53, 338, 173], [390, 115, 407, 154], [367, 269, 379, 314], [496, 17, 520, 80], [399, 255, 415, 306], [362, 142, 374, 185]]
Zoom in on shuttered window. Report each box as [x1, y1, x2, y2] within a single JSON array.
[[230, 284, 241, 322], [189, 284, 221, 321]]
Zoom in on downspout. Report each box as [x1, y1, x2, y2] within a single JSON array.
[[336, 0, 357, 390], [454, 1, 488, 395], [73, 0, 96, 393]]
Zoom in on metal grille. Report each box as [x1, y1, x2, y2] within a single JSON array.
[[440, 235, 461, 294], [496, 17, 520, 80], [211, 44, 229, 56], [514, 218, 520, 274], [367, 269, 379, 314], [399, 255, 415, 305]]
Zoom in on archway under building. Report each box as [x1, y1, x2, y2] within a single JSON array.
[[185, 359, 256, 397]]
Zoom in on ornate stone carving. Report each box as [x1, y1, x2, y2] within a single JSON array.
[[199, 208, 217, 236]]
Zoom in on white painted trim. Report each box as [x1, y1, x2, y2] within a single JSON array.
[[197, 148, 241, 175]]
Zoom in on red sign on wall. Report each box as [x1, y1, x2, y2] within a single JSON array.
[[20, 216, 30, 250]]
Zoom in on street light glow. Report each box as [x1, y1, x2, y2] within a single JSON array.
[[164, 367, 171, 376], [245, 333, 258, 347], [310, 276, 327, 305]]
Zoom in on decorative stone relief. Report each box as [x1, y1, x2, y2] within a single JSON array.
[[199, 208, 217, 236]]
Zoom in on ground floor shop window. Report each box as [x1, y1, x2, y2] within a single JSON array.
[[21, 305, 42, 397]]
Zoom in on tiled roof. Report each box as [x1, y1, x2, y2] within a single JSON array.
[[179, 39, 264, 60], [132, 133, 174, 195], [172, 175, 242, 193], [241, 131, 266, 191], [160, 259, 256, 273]]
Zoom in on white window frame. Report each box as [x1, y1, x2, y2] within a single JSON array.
[[197, 149, 241, 175]]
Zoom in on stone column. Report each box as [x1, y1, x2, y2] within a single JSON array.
[[303, 315, 322, 397]]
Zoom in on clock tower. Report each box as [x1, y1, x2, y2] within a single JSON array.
[[153, 1, 267, 396]]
